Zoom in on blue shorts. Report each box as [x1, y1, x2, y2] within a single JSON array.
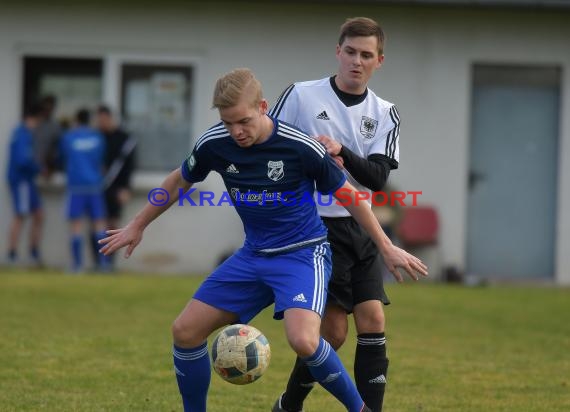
[[194, 242, 331, 324], [66, 192, 106, 220], [9, 180, 41, 215]]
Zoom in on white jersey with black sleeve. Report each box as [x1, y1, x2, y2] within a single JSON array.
[[269, 76, 400, 218]]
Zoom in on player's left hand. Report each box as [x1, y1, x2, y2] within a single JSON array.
[[381, 244, 429, 282]]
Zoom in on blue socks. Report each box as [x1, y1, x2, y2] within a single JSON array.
[[173, 342, 211, 412], [71, 232, 111, 273], [303, 337, 365, 412], [94, 230, 111, 271], [8, 250, 17, 262], [30, 247, 40, 262], [71, 235, 82, 272], [171, 338, 364, 412]]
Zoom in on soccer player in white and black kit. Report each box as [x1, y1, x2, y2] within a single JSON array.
[[270, 18, 422, 412], [99, 68, 426, 412]]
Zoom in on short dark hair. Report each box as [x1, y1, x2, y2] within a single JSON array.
[[76, 108, 90, 125], [41, 94, 57, 107], [338, 17, 385, 54], [97, 104, 112, 116], [24, 103, 43, 118]]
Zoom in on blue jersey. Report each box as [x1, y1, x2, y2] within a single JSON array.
[[60, 126, 105, 192], [6, 123, 40, 183], [181, 117, 346, 253]]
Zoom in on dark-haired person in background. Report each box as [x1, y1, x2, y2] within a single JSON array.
[[96, 105, 136, 270], [34, 95, 62, 178]]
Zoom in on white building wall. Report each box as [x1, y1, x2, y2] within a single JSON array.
[[0, 3, 568, 282]]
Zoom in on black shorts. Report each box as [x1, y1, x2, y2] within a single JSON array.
[[322, 216, 390, 313], [105, 189, 123, 219]]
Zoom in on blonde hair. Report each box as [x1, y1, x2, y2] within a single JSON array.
[[212, 68, 263, 109], [339, 17, 385, 54]]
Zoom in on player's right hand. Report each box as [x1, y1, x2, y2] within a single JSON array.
[[98, 223, 143, 259]]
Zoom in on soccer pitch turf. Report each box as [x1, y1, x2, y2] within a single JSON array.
[[0, 271, 569, 411]]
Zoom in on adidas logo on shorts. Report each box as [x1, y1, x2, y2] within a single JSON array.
[[292, 293, 307, 303]]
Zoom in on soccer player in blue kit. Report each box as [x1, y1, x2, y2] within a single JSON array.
[[99, 68, 427, 412], [6, 104, 44, 265], [60, 109, 109, 272]]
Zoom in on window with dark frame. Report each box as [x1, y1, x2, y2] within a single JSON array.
[[120, 64, 194, 171]]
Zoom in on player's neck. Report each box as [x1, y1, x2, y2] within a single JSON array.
[[334, 75, 367, 95], [255, 115, 274, 145]]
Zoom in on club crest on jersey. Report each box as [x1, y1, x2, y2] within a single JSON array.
[[267, 160, 284, 181], [360, 116, 378, 139], [186, 153, 196, 171]]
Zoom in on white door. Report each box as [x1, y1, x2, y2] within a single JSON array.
[[466, 66, 560, 279]]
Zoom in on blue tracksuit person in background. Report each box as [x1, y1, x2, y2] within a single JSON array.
[[60, 108, 109, 272], [6, 104, 44, 266]]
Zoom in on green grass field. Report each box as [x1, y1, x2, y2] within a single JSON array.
[[1, 270, 569, 411]]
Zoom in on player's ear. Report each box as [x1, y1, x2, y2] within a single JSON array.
[[377, 54, 385, 68], [259, 99, 268, 114]]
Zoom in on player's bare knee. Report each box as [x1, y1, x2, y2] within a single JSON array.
[[287, 332, 319, 358], [354, 302, 386, 333], [369, 308, 385, 329], [171, 319, 185, 342], [171, 318, 200, 347]]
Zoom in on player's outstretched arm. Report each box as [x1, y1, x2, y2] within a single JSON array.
[[334, 180, 428, 282], [99, 167, 192, 258]]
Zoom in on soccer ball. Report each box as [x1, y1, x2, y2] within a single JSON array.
[[211, 324, 271, 385]]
